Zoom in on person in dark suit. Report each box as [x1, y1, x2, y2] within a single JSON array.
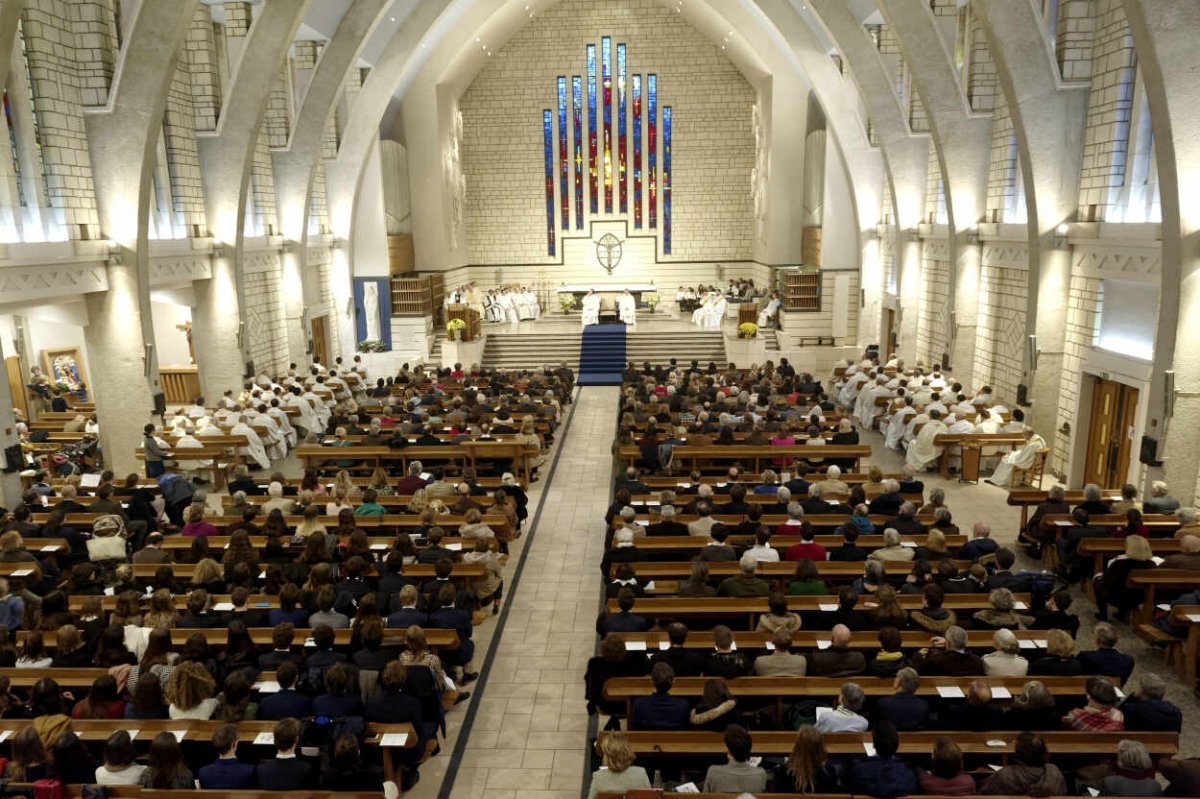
[[807, 624, 867, 677], [1027, 591, 1080, 638], [986, 548, 1032, 593], [629, 662, 690, 730], [897, 465, 924, 495], [697, 525, 739, 562], [257, 661, 313, 721], [1056, 507, 1109, 578], [868, 481, 904, 516], [723, 484, 751, 515], [386, 585, 429, 629], [415, 528, 460, 564], [259, 619, 307, 667], [227, 465, 265, 496], [598, 588, 650, 635], [910, 626, 985, 676], [828, 526, 870, 562], [875, 667, 930, 730], [646, 505, 689, 537], [256, 718, 316, 790], [1078, 622, 1136, 684], [428, 584, 477, 681], [198, 723, 256, 789], [650, 623, 706, 677], [1119, 673, 1183, 732], [615, 467, 650, 496], [365, 661, 428, 778]]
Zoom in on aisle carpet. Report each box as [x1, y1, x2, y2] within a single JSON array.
[[577, 324, 626, 385]]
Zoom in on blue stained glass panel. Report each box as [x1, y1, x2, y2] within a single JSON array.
[[557, 77, 568, 230], [572, 76, 582, 229], [587, 44, 597, 214], [617, 44, 626, 214], [663, 105, 672, 255], [648, 73, 657, 229], [543, 110, 555, 256], [602, 36, 612, 213]]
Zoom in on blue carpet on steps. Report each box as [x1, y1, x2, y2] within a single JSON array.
[[577, 324, 626, 385]]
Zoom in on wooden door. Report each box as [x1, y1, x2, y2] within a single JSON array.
[[5, 356, 25, 421], [309, 316, 329, 368], [1083, 378, 1139, 488], [883, 309, 896, 355]]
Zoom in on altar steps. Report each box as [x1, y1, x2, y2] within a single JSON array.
[[625, 331, 727, 367], [479, 330, 728, 370]]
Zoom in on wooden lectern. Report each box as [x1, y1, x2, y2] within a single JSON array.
[[446, 305, 481, 342]]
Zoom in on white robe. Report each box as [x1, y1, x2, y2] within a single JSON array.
[[580, 294, 601, 327], [906, 419, 949, 470], [904, 412, 930, 445], [286, 394, 319, 435], [250, 412, 287, 461], [885, 407, 915, 450], [618, 293, 637, 326], [174, 434, 212, 473], [757, 297, 781, 327], [989, 433, 1046, 487], [691, 297, 713, 326], [231, 421, 271, 470], [267, 407, 297, 447]]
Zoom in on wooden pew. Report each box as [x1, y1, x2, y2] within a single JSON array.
[[34, 512, 512, 538], [622, 534, 966, 555], [604, 594, 1031, 629], [608, 629, 1051, 653], [12, 625, 460, 651], [613, 560, 968, 582], [618, 445, 871, 473], [933, 432, 1028, 482], [1129, 569, 1200, 624]]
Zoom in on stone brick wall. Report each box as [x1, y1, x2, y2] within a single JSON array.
[[974, 255, 1028, 401], [250, 130, 277, 236], [917, 251, 950, 365], [985, 96, 1018, 223], [309, 163, 329, 236], [185, 7, 221, 132], [20, 0, 101, 240], [458, 0, 755, 266], [1076, 0, 1135, 221], [967, 17, 996, 113], [164, 56, 208, 237], [924, 146, 944, 224], [69, 0, 118, 108], [264, 65, 292, 148], [243, 251, 288, 377], [1051, 273, 1102, 476], [1057, 0, 1096, 81]]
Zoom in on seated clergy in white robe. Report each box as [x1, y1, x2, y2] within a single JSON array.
[[173, 433, 212, 477], [267, 402, 297, 448], [884, 400, 916, 451], [988, 432, 1046, 487], [250, 409, 287, 461], [580, 290, 601, 327], [285, 389, 319, 437], [618, 290, 637, 326], [905, 409, 949, 471], [231, 416, 271, 470], [757, 294, 781, 327], [943, 410, 978, 470], [856, 377, 890, 428], [691, 294, 713, 326]]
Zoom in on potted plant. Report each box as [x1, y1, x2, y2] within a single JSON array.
[[559, 294, 576, 314], [737, 322, 759, 339], [644, 291, 660, 314], [446, 318, 467, 341], [356, 340, 386, 352]]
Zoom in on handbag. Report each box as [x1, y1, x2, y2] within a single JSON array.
[[31, 779, 60, 799]]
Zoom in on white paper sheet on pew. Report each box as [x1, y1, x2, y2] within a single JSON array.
[[212, 602, 234, 612], [253, 732, 274, 746], [862, 743, 876, 757], [1158, 603, 1172, 611], [634, 520, 649, 526], [643, 581, 656, 591], [674, 783, 699, 793], [1013, 601, 1028, 610], [370, 544, 388, 550], [40, 545, 58, 552], [676, 484, 691, 490], [1114, 686, 1125, 700], [445, 543, 463, 551], [1054, 520, 1075, 527], [171, 731, 187, 742], [9, 569, 32, 577], [1187, 614, 1200, 623], [764, 641, 775, 651], [658, 641, 670, 651], [818, 603, 839, 612], [643, 501, 661, 507], [988, 764, 1003, 772], [126, 730, 138, 741], [816, 639, 831, 650], [815, 707, 832, 721], [0, 730, 12, 743], [747, 757, 762, 767], [380, 734, 409, 747], [419, 472, 433, 481], [728, 641, 737, 651], [103, 587, 114, 596], [1032, 640, 1048, 648], [937, 686, 965, 698], [900, 541, 917, 548], [1152, 556, 1166, 566], [254, 681, 281, 693], [625, 640, 647, 651], [80, 473, 101, 488], [991, 687, 1012, 699], [1018, 639, 1038, 649], [1087, 789, 1101, 797]]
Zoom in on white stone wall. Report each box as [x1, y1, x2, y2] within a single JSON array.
[[780, 269, 860, 347], [917, 248, 950, 366], [20, 0, 102, 240], [985, 95, 1018, 223], [250, 130, 278, 236], [967, 17, 996, 113], [973, 252, 1028, 401], [314, 256, 341, 356], [185, 7, 221, 132], [243, 250, 288, 377], [923, 146, 944, 224], [1057, 0, 1096, 81], [458, 0, 755, 267], [1076, 0, 1135, 221], [1051, 273, 1102, 476], [164, 50, 208, 237], [69, 0, 118, 108]]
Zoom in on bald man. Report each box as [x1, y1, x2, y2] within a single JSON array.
[[806, 624, 866, 677]]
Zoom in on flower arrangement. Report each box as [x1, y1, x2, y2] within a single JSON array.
[[737, 322, 759, 339], [356, 340, 387, 352], [447, 318, 467, 341], [644, 291, 660, 311], [559, 294, 576, 313]]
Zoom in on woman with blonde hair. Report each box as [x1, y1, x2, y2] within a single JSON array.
[[1029, 628, 1082, 676], [143, 589, 178, 629], [164, 660, 218, 719], [867, 584, 908, 629], [515, 416, 547, 469], [188, 558, 223, 593], [325, 486, 353, 516], [367, 467, 394, 496], [916, 527, 952, 560], [333, 470, 357, 499], [774, 725, 838, 792], [585, 732, 651, 799], [863, 464, 886, 499], [295, 504, 327, 538], [458, 507, 495, 540], [406, 488, 430, 514], [1095, 534, 1158, 622], [397, 625, 448, 691]]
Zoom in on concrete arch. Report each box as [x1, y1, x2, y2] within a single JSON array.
[[1121, 0, 1200, 496]]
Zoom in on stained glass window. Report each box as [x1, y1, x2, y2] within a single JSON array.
[[663, 105, 672, 255], [543, 109, 555, 256], [617, 44, 627, 215], [572, 76, 583, 229], [587, 44, 597, 214], [648, 73, 657, 229], [632, 74, 641, 229], [557, 77, 568, 230], [602, 36, 612, 214]]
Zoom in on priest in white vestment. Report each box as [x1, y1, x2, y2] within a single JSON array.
[[757, 292, 781, 327], [250, 409, 287, 461], [267, 403, 297, 448], [906, 409, 949, 471], [173, 432, 212, 478], [285, 390, 319, 438], [618, 290, 637, 326], [884, 400, 916, 451], [987, 432, 1046, 487], [231, 416, 271, 470], [691, 293, 713, 326], [580, 290, 601, 327]]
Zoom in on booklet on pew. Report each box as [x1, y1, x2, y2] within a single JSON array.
[[673, 783, 699, 793], [253, 732, 274, 746], [936, 686, 965, 699], [380, 733, 409, 747], [254, 680, 281, 693], [990, 687, 1012, 699], [80, 473, 101, 488]]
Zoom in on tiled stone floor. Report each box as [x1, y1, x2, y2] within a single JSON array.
[[263, 378, 1199, 797]]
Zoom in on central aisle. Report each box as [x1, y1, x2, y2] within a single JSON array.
[[440, 386, 620, 799]]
